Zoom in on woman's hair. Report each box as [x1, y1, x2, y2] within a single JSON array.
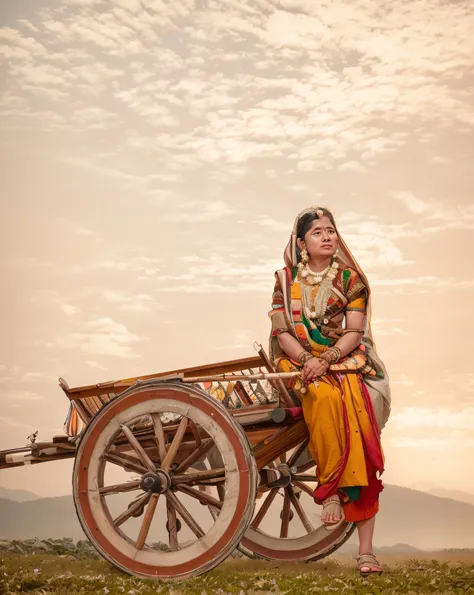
[[296, 208, 336, 241], [295, 208, 337, 263]]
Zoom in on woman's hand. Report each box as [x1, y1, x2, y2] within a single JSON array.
[[302, 357, 329, 383]]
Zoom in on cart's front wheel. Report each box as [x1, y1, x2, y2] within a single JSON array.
[[72, 382, 257, 580]]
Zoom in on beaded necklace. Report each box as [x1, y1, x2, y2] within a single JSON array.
[[298, 260, 339, 327]]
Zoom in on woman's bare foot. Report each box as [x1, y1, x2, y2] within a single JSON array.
[[321, 494, 344, 528]]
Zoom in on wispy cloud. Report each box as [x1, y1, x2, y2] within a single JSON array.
[[2, 0, 472, 173], [55, 317, 144, 359], [389, 406, 474, 450], [61, 304, 81, 316], [0, 368, 57, 385], [371, 276, 474, 291], [393, 374, 415, 387], [72, 255, 161, 275], [102, 290, 161, 312], [0, 389, 44, 402], [392, 191, 432, 215], [391, 406, 474, 432], [86, 360, 108, 370], [9, 257, 51, 269], [0, 415, 31, 428], [165, 201, 235, 222], [212, 329, 255, 351], [371, 318, 407, 337]]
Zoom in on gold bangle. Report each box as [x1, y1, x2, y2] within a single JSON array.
[[320, 347, 341, 365], [298, 351, 315, 365], [331, 346, 342, 363], [319, 353, 333, 365]]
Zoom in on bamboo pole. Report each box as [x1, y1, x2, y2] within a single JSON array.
[[182, 371, 302, 384]]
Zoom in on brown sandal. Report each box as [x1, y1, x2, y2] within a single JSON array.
[[321, 494, 345, 531], [356, 553, 383, 577]]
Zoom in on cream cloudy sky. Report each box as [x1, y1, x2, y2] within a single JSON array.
[[1, 0, 473, 498]]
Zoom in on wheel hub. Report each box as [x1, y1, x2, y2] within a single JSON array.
[[140, 470, 171, 494]]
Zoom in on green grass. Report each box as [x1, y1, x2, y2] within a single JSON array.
[[1, 553, 473, 595]]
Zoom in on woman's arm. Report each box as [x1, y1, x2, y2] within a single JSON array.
[[278, 311, 365, 360], [320, 310, 366, 364], [277, 331, 308, 361]]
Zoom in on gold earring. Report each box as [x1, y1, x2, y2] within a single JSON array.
[[301, 247, 309, 264]]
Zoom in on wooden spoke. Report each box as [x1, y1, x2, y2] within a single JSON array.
[[161, 417, 188, 472], [297, 460, 317, 473], [251, 487, 279, 530], [279, 451, 287, 464], [193, 477, 226, 486], [292, 479, 316, 499], [292, 473, 318, 482], [165, 490, 205, 539], [287, 438, 309, 468], [136, 493, 160, 549], [280, 489, 291, 538], [99, 480, 141, 496], [151, 413, 167, 462], [113, 492, 150, 528], [189, 419, 202, 446], [177, 484, 223, 509], [172, 467, 225, 485], [109, 449, 151, 467], [216, 482, 226, 503], [105, 453, 148, 475], [120, 425, 156, 472], [287, 484, 314, 533], [166, 498, 179, 551], [174, 438, 214, 473]]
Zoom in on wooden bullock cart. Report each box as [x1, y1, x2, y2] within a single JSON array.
[[0, 344, 355, 579]]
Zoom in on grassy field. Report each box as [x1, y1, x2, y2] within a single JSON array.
[[1, 551, 473, 595]]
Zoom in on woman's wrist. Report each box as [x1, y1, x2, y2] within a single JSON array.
[[297, 350, 315, 365], [320, 346, 342, 365]]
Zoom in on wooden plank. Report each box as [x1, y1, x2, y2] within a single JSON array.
[[253, 420, 308, 471], [63, 355, 266, 400]]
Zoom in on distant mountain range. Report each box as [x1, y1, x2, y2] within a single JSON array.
[[424, 488, 474, 507], [1, 483, 473, 551], [0, 486, 40, 502]]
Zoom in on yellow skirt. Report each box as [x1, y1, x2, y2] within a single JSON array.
[[277, 358, 385, 522]]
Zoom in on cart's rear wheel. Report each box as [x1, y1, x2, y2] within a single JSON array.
[[72, 382, 257, 580], [240, 439, 355, 560]]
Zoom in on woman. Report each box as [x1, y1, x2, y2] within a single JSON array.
[[269, 206, 391, 577]]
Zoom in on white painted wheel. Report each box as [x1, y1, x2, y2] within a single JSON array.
[[72, 381, 257, 579]]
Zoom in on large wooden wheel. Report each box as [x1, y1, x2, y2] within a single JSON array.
[[240, 437, 356, 560], [203, 428, 355, 561], [72, 381, 258, 580]]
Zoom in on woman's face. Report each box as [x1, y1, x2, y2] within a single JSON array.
[[298, 216, 338, 259]]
